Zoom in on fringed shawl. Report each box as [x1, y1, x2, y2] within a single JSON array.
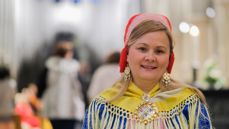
[[82, 82, 212, 129]]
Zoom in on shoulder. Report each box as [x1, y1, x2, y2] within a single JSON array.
[[98, 81, 121, 100], [45, 56, 59, 66], [156, 85, 200, 112], [46, 57, 80, 72], [87, 96, 107, 115], [0, 79, 16, 91], [172, 80, 206, 104], [94, 64, 119, 75], [163, 80, 203, 98]]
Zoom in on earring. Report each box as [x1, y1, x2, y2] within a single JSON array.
[[161, 72, 171, 86], [124, 66, 131, 81]]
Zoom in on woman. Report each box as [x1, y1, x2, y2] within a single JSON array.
[[82, 13, 212, 129], [42, 41, 85, 129], [0, 66, 17, 129]]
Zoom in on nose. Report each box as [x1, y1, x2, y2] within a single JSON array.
[[144, 52, 156, 62]]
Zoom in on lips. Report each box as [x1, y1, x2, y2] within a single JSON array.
[[141, 65, 157, 70]]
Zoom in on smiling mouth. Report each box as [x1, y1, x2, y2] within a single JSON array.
[[141, 65, 157, 70]]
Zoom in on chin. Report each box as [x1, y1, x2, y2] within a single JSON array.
[[139, 74, 158, 81]]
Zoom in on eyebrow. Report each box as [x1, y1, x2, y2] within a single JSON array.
[[136, 43, 167, 49], [156, 46, 167, 49], [135, 43, 148, 46]]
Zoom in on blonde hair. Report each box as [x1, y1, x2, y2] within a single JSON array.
[[107, 20, 207, 105]]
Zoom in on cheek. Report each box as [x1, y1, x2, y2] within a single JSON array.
[[127, 49, 141, 64], [127, 49, 134, 63], [160, 55, 170, 68]]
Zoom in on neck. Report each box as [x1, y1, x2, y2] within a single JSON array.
[[132, 78, 158, 93]]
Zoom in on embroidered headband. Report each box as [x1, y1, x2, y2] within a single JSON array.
[[119, 13, 175, 73]]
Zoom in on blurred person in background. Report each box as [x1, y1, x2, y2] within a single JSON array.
[[87, 51, 120, 101], [82, 13, 212, 129], [15, 85, 53, 129], [0, 66, 17, 129], [15, 89, 41, 129], [25, 83, 43, 115], [41, 41, 85, 129]]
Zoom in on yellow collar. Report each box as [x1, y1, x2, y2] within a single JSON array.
[[126, 81, 160, 98], [99, 81, 195, 113], [100, 81, 160, 112]]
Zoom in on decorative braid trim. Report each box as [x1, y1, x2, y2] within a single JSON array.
[[159, 94, 199, 118], [95, 94, 199, 121], [95, 97, 131, 119]]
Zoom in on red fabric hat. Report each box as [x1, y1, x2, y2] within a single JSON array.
[[119, 13, 175, 73]]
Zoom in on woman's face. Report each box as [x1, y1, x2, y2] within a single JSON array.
[[127, 31, 170, 83]]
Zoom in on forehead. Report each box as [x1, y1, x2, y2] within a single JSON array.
[[132, 31, 170, 47]]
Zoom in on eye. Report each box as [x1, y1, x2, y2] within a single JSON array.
[[137, 47, 147, 52], [155, 49, 165, 54]]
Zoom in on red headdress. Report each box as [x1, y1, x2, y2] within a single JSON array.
[[119, 13, 175, 73]]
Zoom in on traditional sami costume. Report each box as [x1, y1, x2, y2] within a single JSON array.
[[82, 82, 212, 129]]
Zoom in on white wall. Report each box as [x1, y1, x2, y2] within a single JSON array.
[[0, 0, 16, 76], [1, 0, 140, 77]]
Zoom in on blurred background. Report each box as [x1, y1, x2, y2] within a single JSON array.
[[0, 0, 229, 129]]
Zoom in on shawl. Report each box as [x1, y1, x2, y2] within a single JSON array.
[[82, 82, 212, 129]]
